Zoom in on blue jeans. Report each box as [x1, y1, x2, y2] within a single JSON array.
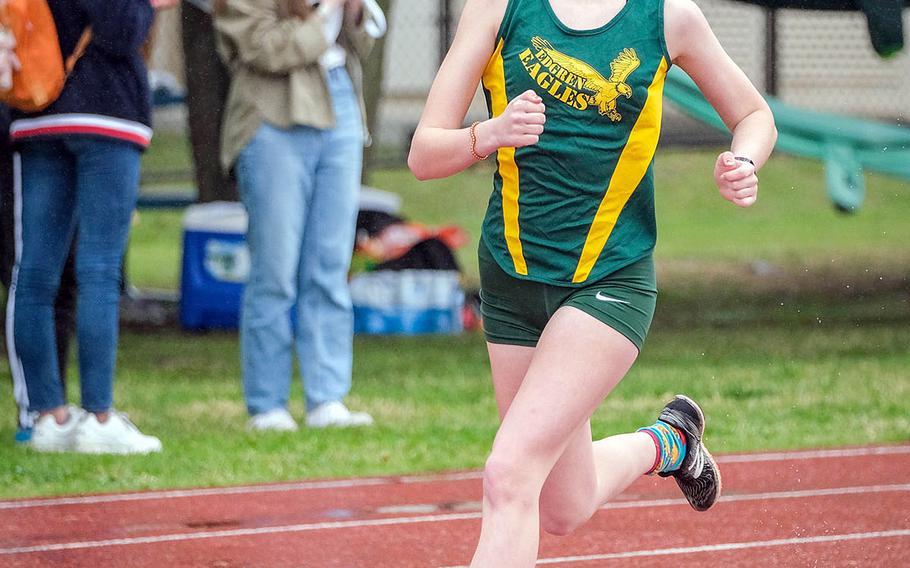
[[9, 137, 140, 413], [235, 67, 363, 414]]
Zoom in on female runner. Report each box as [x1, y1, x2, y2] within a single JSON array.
[[408, 0, 777, 565]]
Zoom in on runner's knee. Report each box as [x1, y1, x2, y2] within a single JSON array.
[[482, 455, 540, 510], [539, 500, 594, 536]]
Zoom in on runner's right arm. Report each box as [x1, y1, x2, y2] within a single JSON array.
[[408, 0, 545, 181]]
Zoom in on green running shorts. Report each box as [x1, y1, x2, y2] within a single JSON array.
[[478, 239, 657, 351]]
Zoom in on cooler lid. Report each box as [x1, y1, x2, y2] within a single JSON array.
[[183, 201, 249, 233]]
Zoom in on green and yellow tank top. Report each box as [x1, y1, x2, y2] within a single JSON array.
[[480, 0, 671, 285]]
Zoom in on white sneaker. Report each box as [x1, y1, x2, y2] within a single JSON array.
[[29, 406, 86, 453], [306, 401, 374, 428], [247, 408, 298, 432], [72, 411, 162, 455]]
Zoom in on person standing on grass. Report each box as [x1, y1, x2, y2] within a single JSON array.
[[4, 102, 77, 446], [408, 0, 776, 565], [4, 0, 179, 454], [2, 105, 77, 445], [215, 0, 386, 431]]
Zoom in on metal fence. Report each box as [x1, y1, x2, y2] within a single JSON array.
[[149, 1, 910, 156]]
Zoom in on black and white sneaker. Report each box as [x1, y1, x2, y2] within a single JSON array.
[[657, 395, 722, 511]]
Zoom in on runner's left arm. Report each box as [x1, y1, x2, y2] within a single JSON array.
[[665, 0, 777, 207]]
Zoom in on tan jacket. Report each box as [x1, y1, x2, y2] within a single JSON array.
[[215, 0, 376, 169]]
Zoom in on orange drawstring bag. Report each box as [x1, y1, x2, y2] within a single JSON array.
[[0, 0, 90, 112]]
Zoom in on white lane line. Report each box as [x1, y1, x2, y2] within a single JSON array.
[[0, 479, 390, 510], [380, 483, 910, 516], [1, 483, 908, 556], [600, 483, 910, 511], [406, 446, 910, 472], [718, 445, 910, 464], [0, 512, 481, 556], [0, 472, 488, 511], [531, 529, 910, 566], [399, 471, 483, 484], [1, 445, 907, 510]]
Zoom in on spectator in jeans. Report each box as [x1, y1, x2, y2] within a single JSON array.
[[4, 104, 78, 445], [5, 0, 167, 454], [216, 0, 386, 430]]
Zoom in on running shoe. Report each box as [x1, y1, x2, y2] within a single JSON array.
[[657, 394, 722, 511]]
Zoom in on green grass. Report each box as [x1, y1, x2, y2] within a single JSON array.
[[140, 131, 193, 176], [127, 209, 185, 291], [1, 319, 907, 499], [2, 148, 909, 499], [128, 150, 910, 290]]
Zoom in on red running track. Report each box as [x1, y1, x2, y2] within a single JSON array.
[[1, 445, 908, 567]]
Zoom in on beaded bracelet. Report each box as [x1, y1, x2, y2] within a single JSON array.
[[470, 122, 489, 161]]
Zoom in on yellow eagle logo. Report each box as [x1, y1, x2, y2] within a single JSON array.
[[530, 37, 640, 122]]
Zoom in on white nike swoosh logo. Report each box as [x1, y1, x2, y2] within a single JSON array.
[[595, 292, 630, 304]]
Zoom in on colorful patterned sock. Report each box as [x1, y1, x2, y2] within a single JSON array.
[[638, 420, 687, 475]]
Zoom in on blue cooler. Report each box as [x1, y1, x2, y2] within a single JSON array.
[[179, 202, 250, 330]]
